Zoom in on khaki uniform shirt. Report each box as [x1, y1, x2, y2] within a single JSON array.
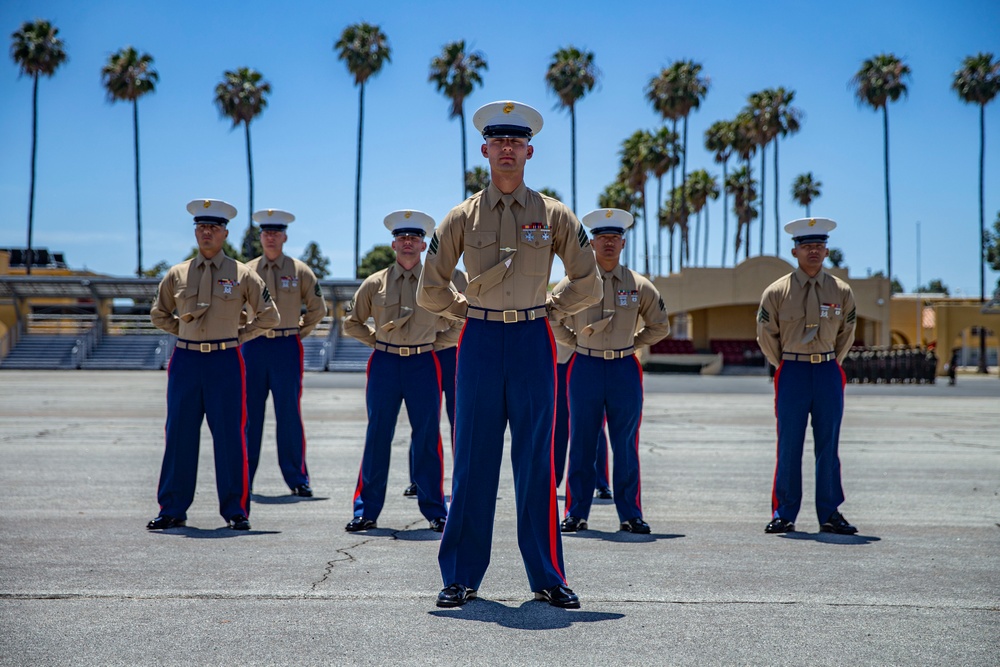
[[555, 341, 575, 365], [417, 181, 602, 320], [552, 264, 670, 352], [245, 254, 327, 337], [344, 261, 462, 350], [756, 267, 857, 367], [151, 252, 279, 343]]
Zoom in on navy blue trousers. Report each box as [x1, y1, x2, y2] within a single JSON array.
[[158, 346, 249, 521], [554, 360, 610, 490], [409, 345, 457, 485], [772, 359, 847, 523], [438, 317, 566, 593], [565, 354, 645, 523], [353, 349, 447, 522], [242, 335, 310, 492]]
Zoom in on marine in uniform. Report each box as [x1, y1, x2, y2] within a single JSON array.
[[404, 267, 467, 497], [551, 209, 670, 534], [417, 100, 602, 609], [553, 341, 612, 497], [343, 210, 460, 533], [147, 199, 280, 531], [756, 217, 858, 535], [243, 209, 327, 497]]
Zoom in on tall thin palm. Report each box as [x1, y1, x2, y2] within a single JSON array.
[[851, 53, 911, 286], [705, 119, 735, 266], [687, 169, 719, 266], [647, 68, 683, 269], [746, 90, 776, 255], [659, 189, 684, 273], [730, 112, 759, 259], [768, 87, 802, 254], [648, 126, 679, 274], [101, 46, 157, 276], [430, 40, 487, 200], [214, 67, 271, 259], [545, 46, 599, 215], [726, 165, 759, 261], [10, 19, 67, 275], [792, 172, 822, 217], [620, 130, 657, 275], [336, 23, 391, 278], [952, 52, 1000, 374]]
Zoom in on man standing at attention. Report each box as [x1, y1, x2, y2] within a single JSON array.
[[552, 208, 670, 535], [756, 217, 858, 536], [418, 100, 602, 609], [148, 198, 279, 531], [243, 208, 327, 498], [343, 210, 459, 533]]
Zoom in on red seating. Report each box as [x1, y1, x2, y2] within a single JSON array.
[[649, 338, 697, 355], [710, 339, 764, 366]]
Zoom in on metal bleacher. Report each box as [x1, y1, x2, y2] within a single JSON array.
[[0, 276, 367, 372]]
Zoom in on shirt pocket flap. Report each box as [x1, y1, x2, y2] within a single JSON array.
[[466, 231, 497, 250]]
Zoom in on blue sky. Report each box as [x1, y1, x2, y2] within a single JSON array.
[[2, 0, 998, 296]]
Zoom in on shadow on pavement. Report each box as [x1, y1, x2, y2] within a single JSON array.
[[780, 531, 881, 545], [564, 530, 684, 543], [429, 598, 625, 629], [147, 526, 282, 538], [251, 493, 329, 504]]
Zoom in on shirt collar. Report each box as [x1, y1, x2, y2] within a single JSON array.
[[197, 252, 225, 269], [389, 261, 420, 282], [486, 180, 528, 211], [603, 263, 626, 282], [793, 267, 824, 287]]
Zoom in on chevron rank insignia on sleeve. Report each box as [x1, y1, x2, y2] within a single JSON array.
[[846, 307, 856, 324], [262, 286, 272, 303], [757, 307, 769, 323], [577, 225, 589, 248], [345, 298, 354, 313], [658, 297, 666, 312], [428, 231, 439, 256], [314, 284, 322, 297]]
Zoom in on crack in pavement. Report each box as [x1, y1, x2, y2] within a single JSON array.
[[310, 519, 425, 591]]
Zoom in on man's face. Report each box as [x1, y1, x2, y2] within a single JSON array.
[[791, 242, 828, 273], [391, 234, 426, 262], [592, 233, 625, 264], [481, 137, 533, 175], [195, 223, 228, 256], [261, 229, 287, 255]]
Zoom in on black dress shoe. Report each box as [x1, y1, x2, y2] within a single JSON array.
[[820, 511, 858, 535], [595, 487, 613, 500], [620, 517, 651, 534], [560, 516, 588, 532], [436, 583, 476, 607], [765, 517, 795, 534], [228, 515, 251, 530], [291, 484, 313, 497], [534, 584, 580, 609], [403, 483, 417, 497], [146, 515, 185, 530], [345, 516, 376, 532], [428, 517, 446, 532]]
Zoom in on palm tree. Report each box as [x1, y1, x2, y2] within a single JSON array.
[[686, 169, 720, 266], [648, 126, 680, 274], [792, 172, 822, 217], [726, 165, 759, 261], [851, 53, 911, 288], [10, 19, 67, 275], [545, 46, 600, 215], [214, 67, 271, 259], [659, 189, 684, 273], [101, 46, 158, 276], [768, 87, 802, 254], [705, 119, 735, 266], [620, 130, 657, 275], [465, 166, 490, 196], [648, 60, 709, 258], [336, 23, 391, 278], [953, 52, 1000, 374], [730, 112, 759, 257], [429, 40, 487, 200], [746, 91, 774, 255]]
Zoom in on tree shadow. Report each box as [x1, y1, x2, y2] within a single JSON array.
[[780, 531, 881, 545], [428, 598, 625, 630]]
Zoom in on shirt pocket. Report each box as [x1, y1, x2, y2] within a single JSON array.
[[465, 231, 497, 275], [777, 304, 805, 323], [211, 280, 243, 319], [518, 226, 553, 276], [372, 290, 399, 331]]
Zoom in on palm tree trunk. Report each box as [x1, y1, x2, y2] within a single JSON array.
[[694, 209, 701, 266], [354, 83, 366, 278], [721, 161, 728, 267], [668, 226, 675, 274], [703, 204, 710, 266], [758, 146, 766, 255], [773, 137, 781, 256], [681, 117, 689, 268], [656, 175, 663, 275], [978, 103, 988, 373], [642, 186, 650, 275], [244, 121, 255, 259], [806, 201, 811, 217], [26, 74, 39, 276], [882, 105, 892, 288], [133, 100, 143, 276], [460, 106, 467, 200], [570, 107, 577, 215], [670, 119, 679, 272]]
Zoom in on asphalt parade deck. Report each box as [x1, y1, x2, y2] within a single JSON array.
[[1, 370, 997, 666]]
